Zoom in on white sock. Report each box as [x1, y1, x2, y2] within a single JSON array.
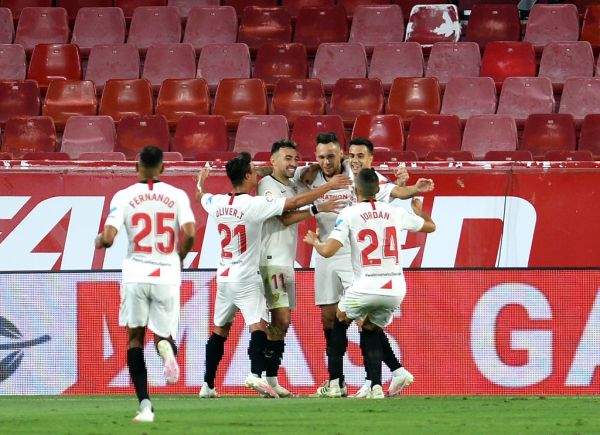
[[392, 368, 404, 377], [266, 376, 278, 387]]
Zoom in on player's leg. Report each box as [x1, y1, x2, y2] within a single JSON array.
[[237, 281, 279, 398], [148, 284, 180, 385], [359, 318, 384, 399], [120, 283, 154, 421]]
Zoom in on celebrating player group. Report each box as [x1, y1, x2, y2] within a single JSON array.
[[96, 133, 435, 421]]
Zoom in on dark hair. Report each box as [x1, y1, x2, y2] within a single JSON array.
[[138, 145, 163, 168], [316, 131, 339, 147], [349, 137, 374, 155], [226, 152, 253, 187], [356, 168, 379, 199], [271, 139, 297, 155]]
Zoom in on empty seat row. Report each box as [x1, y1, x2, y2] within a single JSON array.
[[2, 112, 599, 163]]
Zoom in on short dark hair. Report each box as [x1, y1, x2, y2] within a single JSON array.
[[356, 168, 379, 199], [316, 131, 339, 147], [226, 152, 253, 187], [271, 139, 297, 155], [138, 145, 163, 168], [349, 137, 374, 155]]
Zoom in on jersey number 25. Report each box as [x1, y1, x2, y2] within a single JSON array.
[[132, 212, 176, 254]]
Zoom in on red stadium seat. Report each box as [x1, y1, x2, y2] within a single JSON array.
[[195, 151, 238, 161], [115, 115, 170, 158], [440, 77, 496, 122], [142, 43, 197, 92], [0, 80, 40, 125], [58, 1, 114, 20], [368, 42, 424, 91], [0, 152, 14, 160], [339, 0, 391, 18], [233, 115, 289, 155], [426, 150, 474, 161], [329, 78, 384, 126], [578, 114, 600, 158], [172, 115, 229, 158], [293, 6, 348, 54], [483, 150, 533, 161], [270, 78, 326, 126], [237, 6, 292, 53], [464, 4, 520, 50], [183, 6, 238, 52], [85, 44, 140, 94], [425, 42, 481, 88], [197, 43, 251, 92], [282, 0, 334, 19], [127, 6, 181, 53], [348, 5, 404, 54], [116, 1, 168, 19], [458, 0, 519, 14], [351, 114, 405, 151], [213, 78, 268, 128], [27, 44, 82, 92], [520, 114, 576, 159], [15, 7, 69, 53], [538, 42, 594, 92], [21, 151, 70, 160], [405, 4, 460, 49], [393, 0, 451, 23], [254, 43, 308, 91], [581, 5, 600, 50], [61, 115, 116, 159], [78, 151, 126, 161], [155, 79, 211, 126], [480, 42, 536, 88], [496, 77, 554, 126], [71, 7, 126, 57], [222, 0, 277, 17], [406, 114, 461, 159], [2, 116, 57, 158], [99, 78, 154, 122], [461, 114, 517, 160], [312, 43, 367, 92], [2, 1, 52, 22], [523, 4, 580, 53], [290, 114, 346, 158], [559, 77, 600, 124], [0, 44, 26, 80], [168, 0, 220, 19], [0, 8, 13, 44], [137, 151, 184, 161], [372, 150, 418, 163], [543, 150, 593, 161], [385, 77, 441, 124], [42, 80, 97, 128]]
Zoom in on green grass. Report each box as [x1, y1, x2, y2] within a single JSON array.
[[0, 395, 599, 435]]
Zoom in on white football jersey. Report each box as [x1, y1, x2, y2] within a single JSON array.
[[201, 193, 286, 282], [343, 160, 395, 204], [258, 175, 306, 267], [329, 200, 425, 296], [105, 181, 195, 285]]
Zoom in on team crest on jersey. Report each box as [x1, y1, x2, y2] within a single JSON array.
[[334, 218, 344, 228], [264, 190, 275, 202]]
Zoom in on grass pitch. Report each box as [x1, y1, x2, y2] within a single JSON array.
[[0, 395, 598, 435]]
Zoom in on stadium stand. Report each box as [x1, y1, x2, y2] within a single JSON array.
[[281, 0, 335, 19], [404, 4, 461, 49], [59, 1, 115, 20], [85, 44, 141, 93], [348, 5, 405, 54], [461, 114, 518, 160], [581, 5, 600, 50], [0, 44, 26, 80], [480, 42, 536, 88], [197, 43, 251, 92], [496, 77, 554, 126], [464, 4, 520, 49], [254, 43, 308, 91], [115, 114, 170, 158], [351, 114, 405, 151], [269, 78, 326, 126], [368, 42, 424, 91], [520, 114, 577, 159], [577, 114, 600, 158], [155, 78, 211, 126], [115, 0, 168, 20], [312, 43, 368, 92], [28, 44, 82, 92], [233, 115, 290, 155], [405, 114, 461, 159], [77, 151, 126, 160], [172, 115, 230, 159], [61, 115, 117, 159], [293, 5, 348, 54], [386, 77, 441, 124], [559, 77, 600, 124], [538, 42, 595, 92], [290, 114, 346, 158], [212, 78, 268, 128], [2, 116, 57, 158], [3, 1, 53, 22], [42, 80, 98, 129], [0, 7, 13, 44], [329, 78, 385, 126], [440, 77, 497, 122], [425, 42, 481, 88], [0, 80, 41, 125], [223, 0, 278, 17], [168, 0, 221, 19], [127, 6, 181, 53], [237, 6, 292, 53], [523, 4, 580, 53], [98, 78, 154, 121], [71, 7, 127, 57], [15, 7, 69, 53], [183, 6, 238, 52], [142, 43, 197, 92]]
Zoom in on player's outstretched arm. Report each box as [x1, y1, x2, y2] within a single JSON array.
[[194, 168, 210, 202], [278, 198, 346, 226], [178, 222, 195, 266], [95, 225, 118, 249], [411, 198, 436, 233], [393, 166, 409, 187], [283, 174, 351, 211], [390, 178, 435, 200], [303, 229, 343, 258]]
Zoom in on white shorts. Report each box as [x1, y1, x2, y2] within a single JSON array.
[[314, 253, 353, 306], [338, 289, 406, 329], [119, 282, 180, 339], [213, 281, 269, 327], [260, 265, 296, 310]]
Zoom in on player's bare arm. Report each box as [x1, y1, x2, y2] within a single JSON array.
[[390, 178, 435, 200], [277, 198, 346, 226], [303, 229, 343, 258], [95, 225, 118, 249], [194, 168, 210, 202], [393, 166, 410, 187], [411, 198, 436, 233], [178, 222, 196, 265], [282, 174, 351, 212], [299, 163, 321, 186], [256, 166, 273, 177]]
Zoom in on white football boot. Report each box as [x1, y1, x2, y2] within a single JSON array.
[[366, 385, 385, 399], [310, 379, 344, 398], [157, 340, 179, 384], [132, 399, 154, 423], [388, 367, 414, 397], [199, 382, 221, 398], [352, 380, 372, 398], [245, 373, 279, 398], [266, 376, 293, 398]]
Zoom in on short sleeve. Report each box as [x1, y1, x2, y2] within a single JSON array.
[[247, 196, 286, 222], [376, 182, 394, 203], [200, 193, 216, 215], [104, 191, 126, 231], [258, 177, 285, 199], [177, 190, 195, 226], [329, 208, 350, 246], [399, 208, 425, 232]]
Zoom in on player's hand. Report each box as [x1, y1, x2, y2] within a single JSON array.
[[317, 198, 346, 214], [415, 178, 434, 192], [303, 229, 320, 246], [394, 166, 409, 187], [301, 164, 319, 186], [326, 174, 352, 190], [196, 168, 210, 192], [94, 233, 104, 249], [411, 197, 424, 214]]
